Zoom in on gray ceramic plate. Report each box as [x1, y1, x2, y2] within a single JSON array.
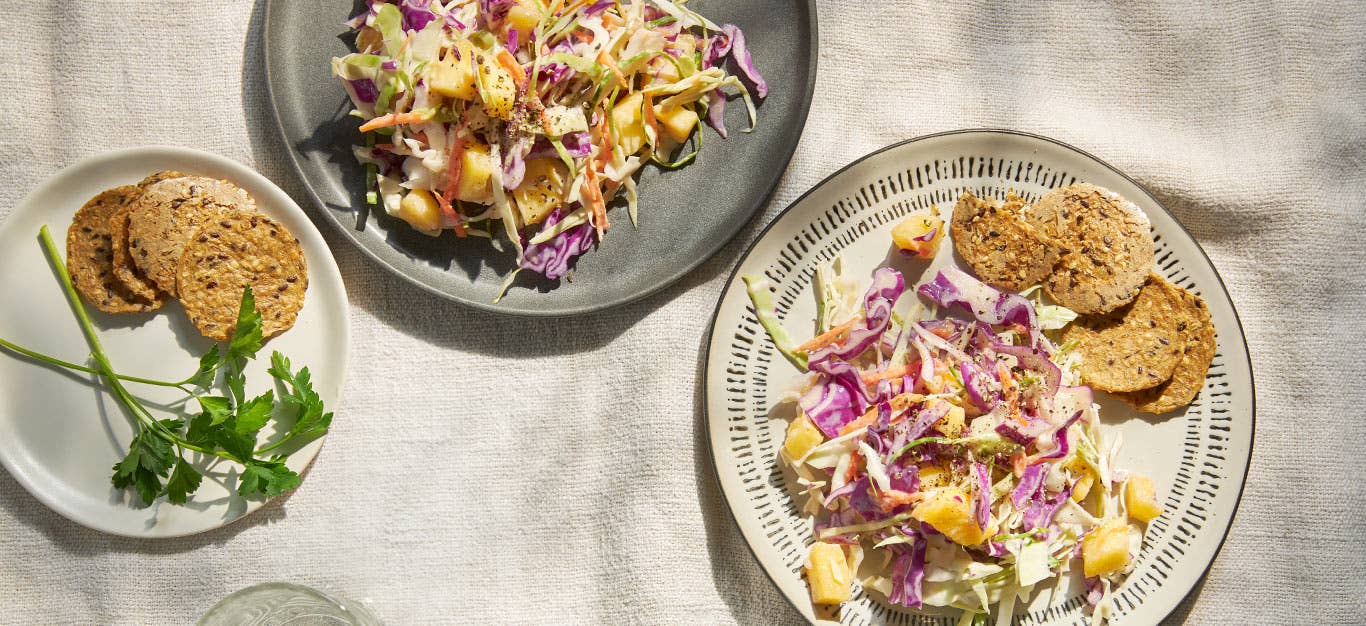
[[264, 0, 817, 315]]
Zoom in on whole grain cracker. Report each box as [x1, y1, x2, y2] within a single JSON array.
[[950, 190, 1063, 291], [1027, 183, 1154, 315], [176, 212, 308, 341], [1061, 274, 1187, 392], [126, 176, 254, 296], [1116, 288, 1216, 413], [108, 171, 188, 301], [66, 186, 163, 314]]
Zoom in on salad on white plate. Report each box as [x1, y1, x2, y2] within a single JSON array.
[[744, 216, 1164, 625]]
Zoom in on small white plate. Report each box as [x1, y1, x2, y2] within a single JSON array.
[[0, 146, 350, 538], [704, 130, 1254, 625]]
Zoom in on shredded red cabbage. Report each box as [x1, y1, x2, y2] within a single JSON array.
[[705, 91, 728, 138], [973, 461, 991, 529], [1021, 483, 1073, 530], [917, 267, 1041, 347], [400, 0, 439, 31], [518, 207, 596, 279], [808, 268, 905, 365], [720, 24, 768, 98], [347, 78, 379, 104], [800, 358, 872, 438], [1011, 464, 1046, 508], [584, 0, 614, 16], [888, 534, 927, 608]]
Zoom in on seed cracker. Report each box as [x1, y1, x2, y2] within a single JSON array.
[[176, 212, 308, 341]]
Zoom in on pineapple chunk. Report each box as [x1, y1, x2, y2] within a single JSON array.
[[1072, 470, 1096, 503], [453, 140, 495, 204], [505, 1, 539, 44], [783, 413, 824, 461], [512, 158, 570, 226], [912, 487, 985, 546], [1082, 518, 1132, 577], [934, 404, 966, 437], [611, 92, 647, 156], [891, 215, 946, 259], [805, 542, 852, 605], [428, 41, 478, 100], [918, 463, 952, 489], [654, 105, 699, 144], [396, 189, 442, 235], [476, 52, 516, 120], [1125, 474, 1163, 523]]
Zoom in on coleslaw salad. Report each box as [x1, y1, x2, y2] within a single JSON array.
[[332, 0, 764, 299], [745, 259, 1164, 625]]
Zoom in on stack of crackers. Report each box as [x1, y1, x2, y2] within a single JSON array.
[[66, 172, 308, 342], [950, 183, 1215, 414]]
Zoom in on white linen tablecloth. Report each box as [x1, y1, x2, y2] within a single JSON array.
[[1, 1, 1363, 624]]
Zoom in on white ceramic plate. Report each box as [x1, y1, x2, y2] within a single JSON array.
[[704, 130, 1253, 625], [0, 146, 349, 538]]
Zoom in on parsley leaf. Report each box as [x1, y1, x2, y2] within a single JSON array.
[[111, 429, 175, 506], [227, 287, 264, 363], [214, 422, 258, 464], [187, 344, 221, 388], [238, 458, 301, 498], [198, 396, 233, 427], [268, 351, 333, 442], [233, 391, 275, 435], [164, 457, 203, 505]]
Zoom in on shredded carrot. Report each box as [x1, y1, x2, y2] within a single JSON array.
[[601, 11, 623, 29], [496, 49, 527, 88], [997, 361, 1024, 424], [598, 50, 628, 87], [583, 165, 609, 235], [432, 191, 467, 238], [549, 0, 564, 13], [794, 319, 856, 353], [443, 134, 467, 201], [929, 324, 955, 340], [838, 407, 879, 437], [641, 92, 661, 146], [887, 392, 924, 414], [358, 111, 432, 133], [878, 489, 924, 512], [1010, 451, 1027, 478], [860, 363, 912, 386], [845, 451, 864, 483], [837, 392, 925, 436], [574, 30, 591, 44], [592, 111, 612, 167]]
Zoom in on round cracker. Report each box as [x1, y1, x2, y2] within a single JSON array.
[[66, 186, 163, 314], [126, 177, 254, 296], [108, 208, 169, 304], [1116, 289, 1216, 413], [136, 169, 188, 188], [176, 212, 308, 342], [950, 190, 1062, 291], [108, 171, 190, 299], [1061, 274, 1188, 392], [1027, 183, 1154, 315]]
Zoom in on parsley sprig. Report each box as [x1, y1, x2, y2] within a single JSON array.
[[0, 226, 331, 506]]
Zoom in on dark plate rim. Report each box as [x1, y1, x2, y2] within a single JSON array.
[[700, 128, 1256, 625], [263, 0, 821, 317]]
